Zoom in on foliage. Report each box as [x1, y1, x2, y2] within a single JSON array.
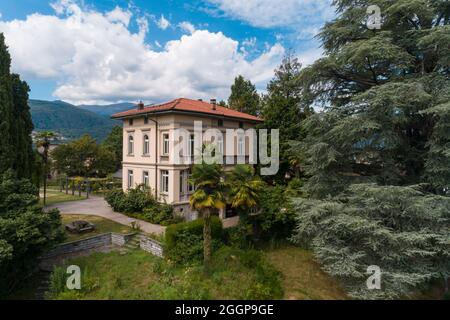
[[291, 184, 450, 299], [51, 134, 116, 177], [253, 184, 297, 241], [165, 217, 223, 265], [0, 33, 34, 179], [142, 203, 182, 226], [102, 125, 123, 171], [189, 162, 227, 263], [292, 0, 450, 197], [47, 247, 283, 300], [228, 164, 265, 212], [105, 187, 156, 214], [261, 51, 314, 182], [0, 171, 64, 297], [228, 75, 261, 116]]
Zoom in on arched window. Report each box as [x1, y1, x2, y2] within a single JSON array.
[[143, 134, 149, 155], [237, 136, 244, 156], [217, 135, 223, 156], [128, 135, 134, 155]]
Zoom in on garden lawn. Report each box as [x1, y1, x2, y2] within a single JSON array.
[[40, 188, 86, 206], [47, 247, 283, 300], [61, 214, 133, 242], [265, 245, 347, 300]]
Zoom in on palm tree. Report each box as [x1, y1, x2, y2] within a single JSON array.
[[228, 164, 265, 213], [35, 131, 57, 206], [189, 162, 227, 264]]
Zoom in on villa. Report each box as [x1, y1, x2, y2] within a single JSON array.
[[111, 98, 263, 220]]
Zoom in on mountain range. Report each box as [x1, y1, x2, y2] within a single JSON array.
[[29, 100, 134, 141]]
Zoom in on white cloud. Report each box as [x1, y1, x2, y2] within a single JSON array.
[[156, 14, 170, 30], [206, 0, 335, 36], [0, 1, 284, 104], [178, 21, 196, 34]]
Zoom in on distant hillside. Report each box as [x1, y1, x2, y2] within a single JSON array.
[[29, 100, 122, 141], [77, 102, 135, 117]]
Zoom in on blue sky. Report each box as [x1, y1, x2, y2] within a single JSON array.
[[0, 0, 334, 104]]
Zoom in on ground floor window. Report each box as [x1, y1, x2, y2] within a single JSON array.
[[161, 170, 169, 193], [143, 171, 149, 187], [127, 170, 133, 188]]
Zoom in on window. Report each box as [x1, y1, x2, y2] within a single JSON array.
[[217, 135, 223, 155], [179, 171, 185, 194], [238, 136, 244, 156], [187, 169, 194, 192], [129, 118, 134, 126], [161, 170, 169, 193], [127, 170, 134, 188], [218, 119, 223, 127], [144, 116, 148, 124], [128, 135, 134, 155], [163, 133, 170, 155], [143, 171, 149, 187], [188, 134, 195, 156], [143, 134, 150, 155]]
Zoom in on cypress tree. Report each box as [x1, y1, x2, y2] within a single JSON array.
[[0, 33, 34, 179]]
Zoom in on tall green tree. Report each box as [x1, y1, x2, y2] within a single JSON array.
[[293, 0, 450, 197], [0, 33, 34, 179], [189, 163, 226, 264], [52, 135, 116, 178], [262, 52, 314, 181], [228, 75, 261, 116], [103, 125, 123, 171]]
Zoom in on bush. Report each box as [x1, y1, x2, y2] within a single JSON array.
[[252, 185, 296, 241], [165, 217, 223, 264], [142, 203, 182, 226], [105, 187, 156, 213]]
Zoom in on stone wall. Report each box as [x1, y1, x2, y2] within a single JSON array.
[[41, 233, 112, 259], [139, 236, 164, 257], [40, 232, 164, 260]]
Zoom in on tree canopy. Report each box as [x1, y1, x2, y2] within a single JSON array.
[[228, 75, 261, 116], [0, 33, 34, 179]]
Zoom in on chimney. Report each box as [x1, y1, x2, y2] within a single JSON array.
[[137, 101, 144, 110], [210, 98, 217, 110]]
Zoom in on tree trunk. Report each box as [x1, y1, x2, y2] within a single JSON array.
[[203, 209, 212, 264]]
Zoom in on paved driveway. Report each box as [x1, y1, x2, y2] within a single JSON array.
[[46, 196, 166, 236]]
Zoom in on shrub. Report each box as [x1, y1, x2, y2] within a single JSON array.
[[165, 217, 223, 264], [252, 185, 296, 240], [105, 187, 156, 213], [142, 203, 182, 226]]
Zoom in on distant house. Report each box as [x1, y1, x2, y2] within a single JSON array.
[[112, 98, 262, 220]]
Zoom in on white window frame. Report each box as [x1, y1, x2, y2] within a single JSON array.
[[128, 135, 134, 155], [217, 135, 223, 156], [161, 170, 169, 194], [143, 171, 149, 187], [188, 134, 195, 157], [143, 134, 150, 155], [127, 170, 134, 188], [237, 136, 244, 156], [162, 133, 170, 155], [187, 169, 194, 193]]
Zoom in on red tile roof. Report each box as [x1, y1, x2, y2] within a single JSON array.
[[111, 98, 263, 122]]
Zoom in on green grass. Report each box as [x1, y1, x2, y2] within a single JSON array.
[[40, 188, 86, 206], [61, 214, 133, 242], [265, 245, 348, 300], [47, 247, 283, 300]]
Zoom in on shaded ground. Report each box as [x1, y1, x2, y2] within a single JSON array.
[[265, 246, 348, 300]]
